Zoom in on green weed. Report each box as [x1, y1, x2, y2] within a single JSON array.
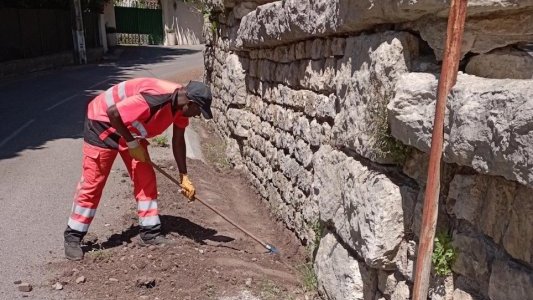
[[259, 280, 284, 300], [432, 232, 457, 276], [88, 249, 112, 262], [366, 74, 410, 164], [204, 282, 216, 298], [297, 262, 318, 292], [310, 221, 323, 247], [306, 220, 323, 257], [151, 135, 168, 147], [202, 137, 230, 170]]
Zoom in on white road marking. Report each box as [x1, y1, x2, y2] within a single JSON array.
[[45, 79, 113, 112], [44, 94, 78, 111], [87, 78, 111, 89], [0, 119, 35, 148]]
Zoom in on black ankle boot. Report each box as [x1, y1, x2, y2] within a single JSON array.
[[64, 226, 85, 261], [138, 224, 173, 246], [139, 224, 161, 241]]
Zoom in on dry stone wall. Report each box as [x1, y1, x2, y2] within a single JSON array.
[[203, 1, 533, 299]]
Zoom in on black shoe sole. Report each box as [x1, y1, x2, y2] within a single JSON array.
[[65, 255, 83, 261]]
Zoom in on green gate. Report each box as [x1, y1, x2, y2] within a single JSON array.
[[114, 1, 163, 45]]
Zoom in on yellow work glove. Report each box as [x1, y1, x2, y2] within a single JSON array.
[[179, 173, 196, 200], [126, 140, 149, 162]]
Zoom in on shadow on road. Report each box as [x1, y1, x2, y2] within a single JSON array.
[[0, 45, 204, 160]]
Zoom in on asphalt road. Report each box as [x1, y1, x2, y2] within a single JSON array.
[[0, 45, 205, 299]]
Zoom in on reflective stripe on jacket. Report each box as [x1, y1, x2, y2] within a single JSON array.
[[84, 78, 189, 149]]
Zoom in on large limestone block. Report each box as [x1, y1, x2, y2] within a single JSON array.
[[447, 174, 533, 265], [232, 1, 258, 19], [412, 12, 533, 60], [333, 31, 418, 164], [453, 289, 476, 300], [446, 175, 513, 242], [313, 146, 412, 268], [465, 47, 533, 79], [314, 232, 377, 300], [392, 240, 417, 282], [452, 289, 477, 300], [503, 185, 533, 264], [488, 260, 533, 300], [389, 72, 533, 188], [299, 58, 336, 93], [451, 233, 490, 294], [429, 275, 455, 300], [235, 0, 533, 48], [377, 271, 411, 299]]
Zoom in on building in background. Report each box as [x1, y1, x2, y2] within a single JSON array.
[[103, 0, 204, 46]]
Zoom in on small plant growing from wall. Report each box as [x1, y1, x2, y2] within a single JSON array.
[[297, 262, 318, 292], [432, 231, 457, 276], [309, 221, 324, 254], [208, 16, 219, 36], [296, 221, 322, 295], [367, 72, 411, 164], [182, 0, 209, 16]]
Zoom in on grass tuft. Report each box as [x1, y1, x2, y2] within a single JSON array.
[[297, 262, 318, 292], [151, 135, 169, 147], [88, 248, 113, 262]]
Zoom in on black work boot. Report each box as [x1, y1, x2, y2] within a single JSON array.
[[139, 235, 174, 246], [64, 226, 85, 261], [138, 224, 174, 246]]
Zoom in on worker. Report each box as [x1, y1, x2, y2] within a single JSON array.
[[63, 78, 213, 260]]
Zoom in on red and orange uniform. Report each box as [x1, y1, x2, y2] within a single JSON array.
[[68, 78, 187, 233]]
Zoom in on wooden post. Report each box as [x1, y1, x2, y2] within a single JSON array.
[[71, 0, 87, 64], [412, 0, 468, 299]]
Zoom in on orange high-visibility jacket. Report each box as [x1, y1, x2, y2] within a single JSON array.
[[85, 77, 189, 149]]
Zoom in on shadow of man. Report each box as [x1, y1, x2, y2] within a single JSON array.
[[84, 215, 234, 252], [160, 215, 234, 244]]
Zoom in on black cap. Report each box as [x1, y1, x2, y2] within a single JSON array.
[[186, 81, 213, 119]]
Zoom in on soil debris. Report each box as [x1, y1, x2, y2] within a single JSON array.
[[17, 282, 32, 292], [75, 276, 86, 284], [135, 276, 156, 288], [52, 282, 63, 290]]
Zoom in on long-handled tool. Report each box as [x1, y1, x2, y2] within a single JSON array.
[[150, 161, 279, 254]]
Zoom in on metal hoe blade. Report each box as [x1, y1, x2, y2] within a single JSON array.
[[266, 244, 279, 254]]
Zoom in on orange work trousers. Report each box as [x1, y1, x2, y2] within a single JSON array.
[[67, 142, 159, 232]]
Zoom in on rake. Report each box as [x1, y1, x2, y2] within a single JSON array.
[[150, 161, 279, 254]]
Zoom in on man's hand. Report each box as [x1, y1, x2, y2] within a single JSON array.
[[179, 174, 196, 200], [127, 140, 149, 162]]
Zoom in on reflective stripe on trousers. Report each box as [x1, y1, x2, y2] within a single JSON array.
[[137, 199, 160, 227], [67, 141, 159, 232]]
